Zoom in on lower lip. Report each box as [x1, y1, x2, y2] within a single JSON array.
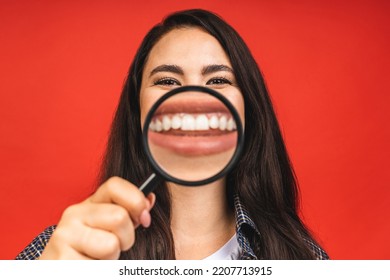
[[148, 131, 237, 156]]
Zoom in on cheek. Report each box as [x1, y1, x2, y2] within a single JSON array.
[[139, 92, 153, 129], [139, 89, 166, 129], [139, 100, 146, 129]]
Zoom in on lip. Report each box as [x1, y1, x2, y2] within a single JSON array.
[[154, 97, 230, 115], [148, 130, 237, 156]]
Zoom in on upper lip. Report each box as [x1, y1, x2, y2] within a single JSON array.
[[154, 98, 230, 116]]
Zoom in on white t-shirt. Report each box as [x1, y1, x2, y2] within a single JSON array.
[[203, 234, 241, 260]]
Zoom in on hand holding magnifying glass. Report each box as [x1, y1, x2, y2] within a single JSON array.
[[139, 85, 244, 195], [38, 86, 243, 260]]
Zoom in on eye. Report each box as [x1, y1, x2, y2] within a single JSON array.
[[206, 77, 232, 86], [154, 77, 181, 87]]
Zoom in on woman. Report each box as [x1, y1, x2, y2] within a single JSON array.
[[16, 9, 328, 260]]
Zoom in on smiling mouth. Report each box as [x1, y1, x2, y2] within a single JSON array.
[[147, 100, 238, 156]]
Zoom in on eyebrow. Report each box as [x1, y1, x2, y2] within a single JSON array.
[[149, 64, 184, 77], [201, 64, 234, 75], [149, 64, 234, 77]]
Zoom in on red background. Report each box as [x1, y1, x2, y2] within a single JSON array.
[[0, 0, 389, 259]]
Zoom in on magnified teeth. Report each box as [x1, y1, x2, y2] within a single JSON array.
[[209, 115, 219, 129], [155, 119, 163, 132], [162, 116, 171, 131], [195, 115, 209, 130], [219, 116, 227, 130], [150, 113, 237, 132], [182, 114, 196, 131], [227, 118, 234, 131], [149, 121, 156, 131], [171, 115, 182, 129]]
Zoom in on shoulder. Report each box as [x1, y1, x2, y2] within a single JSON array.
[[15, 225, 57, 260], [233, 194, 329, 260]]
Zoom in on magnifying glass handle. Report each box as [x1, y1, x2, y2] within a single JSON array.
[[139, 173, 162, 196]]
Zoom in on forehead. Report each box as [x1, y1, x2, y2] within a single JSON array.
[[144, 27, 232, 69]]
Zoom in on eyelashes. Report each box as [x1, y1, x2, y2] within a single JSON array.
[[153, 76, 233, 87], [153, 77, 181, 86], [207, 77, 233, 85]]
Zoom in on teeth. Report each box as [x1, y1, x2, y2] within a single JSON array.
[[155, 119, 162, 132], [150, 114, 237, 132], [209, 115, 219, 129], [149, 121, 156, 131], [227, 118, 234, 131], [195, 115, 209, 130], [171, 115, 182, 129], [219, 116, 227, 130], [162, 116, 171, 131], [181, 114, 196, 131]]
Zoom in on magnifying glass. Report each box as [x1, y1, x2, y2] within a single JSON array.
[[139, 85, 244, 195]]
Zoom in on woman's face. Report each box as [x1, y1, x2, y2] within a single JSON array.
[[140, 27, 245, 181]]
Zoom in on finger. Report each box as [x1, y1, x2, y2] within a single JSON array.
[[65, 224, 122, 260], [82, 203, 136, 251], [139, 209, 151, 228], [39, 239, 93, 260], [89, 177, 149, 225], [53, 245, 94, 260], [146, 192, 156, 210], [138, 193, 156, 228]]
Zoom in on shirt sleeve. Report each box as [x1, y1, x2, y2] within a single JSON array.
[[15, 225, 56, 260]]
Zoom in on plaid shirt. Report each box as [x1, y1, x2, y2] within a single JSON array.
[[16, 196, 328, 260]]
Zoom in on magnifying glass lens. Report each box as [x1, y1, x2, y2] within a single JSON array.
[[147, 91, 238, 182]]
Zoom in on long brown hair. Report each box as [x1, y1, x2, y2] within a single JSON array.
[[99, 9, 319, 259]]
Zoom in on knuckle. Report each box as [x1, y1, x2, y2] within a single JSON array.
[[110, 207, 129, 227], [131, 193, 145, 208], [105, 176, 122, 189], [62, 204, 81, 220], [104, 177, 125, 196]]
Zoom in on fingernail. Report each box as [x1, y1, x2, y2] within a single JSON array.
[[139, 210, 151, 228]]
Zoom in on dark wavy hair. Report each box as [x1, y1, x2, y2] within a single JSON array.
[[99, 9, 318, 259]]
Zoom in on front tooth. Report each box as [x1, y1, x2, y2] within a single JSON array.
[[171, 115, 182, 129], [219, 116, 227, 130], [155, 119, 163, 132], [209, 115, 219, 129], [162, 116, 171, 131], [227, 118, 234, 131], [195, 114, 209, 130], [181, 114, 195, 130]]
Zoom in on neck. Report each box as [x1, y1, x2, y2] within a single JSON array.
[[168, 178, 236, 259]]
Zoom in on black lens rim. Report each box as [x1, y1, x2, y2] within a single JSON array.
[[142, 85, 244, 186]]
